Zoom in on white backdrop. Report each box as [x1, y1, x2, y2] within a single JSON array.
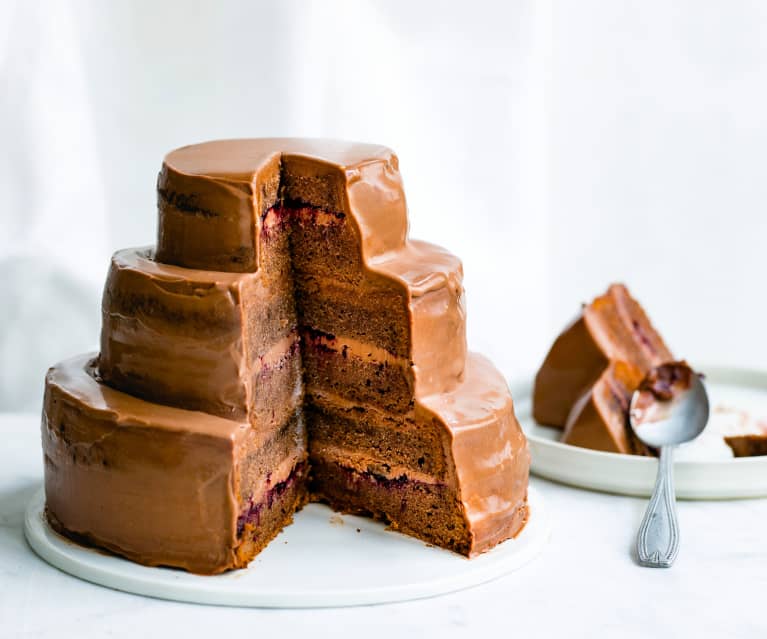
[[1, 0, 765, 411]]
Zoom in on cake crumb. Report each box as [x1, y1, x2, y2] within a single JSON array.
[[356, 528, 361, 533], [329, 514, 344, 526]]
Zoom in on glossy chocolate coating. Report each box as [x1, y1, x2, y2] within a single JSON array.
[[42, 139, 530, 570]]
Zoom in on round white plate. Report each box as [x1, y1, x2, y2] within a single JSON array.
[[25, 487, 548, 608], [512, 367, 767, 500]]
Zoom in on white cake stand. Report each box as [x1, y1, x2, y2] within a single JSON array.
[[24, 487, 548, 608]]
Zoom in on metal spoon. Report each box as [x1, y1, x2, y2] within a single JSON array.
[[629, 363, 710, 568]]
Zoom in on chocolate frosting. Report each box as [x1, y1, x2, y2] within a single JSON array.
[[419, 353, 530, 553], [99, 247, 260, 420], [43, 354, 247, 574], [42, 138, 529, 570]]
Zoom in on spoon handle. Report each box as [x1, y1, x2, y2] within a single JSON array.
[[636, 445, 679, 568]]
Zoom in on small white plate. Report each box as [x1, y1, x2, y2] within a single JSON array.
[[512, 367, 767, 500], [24, 487, 548, 608]]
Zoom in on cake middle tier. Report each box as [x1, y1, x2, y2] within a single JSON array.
[[99, 248, 301, 431], [99, 242, 466, 425]]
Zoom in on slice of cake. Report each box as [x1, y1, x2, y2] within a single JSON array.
[[41, 139, 530, 573], [534, 283, 672, 429], [534, 284, 674, 455]]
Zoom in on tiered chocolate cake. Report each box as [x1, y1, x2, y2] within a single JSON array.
[[533, 284, 673, 455], [42, 139, 530, 574]]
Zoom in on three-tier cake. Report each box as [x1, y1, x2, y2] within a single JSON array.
[[41, 139, 530, 574]]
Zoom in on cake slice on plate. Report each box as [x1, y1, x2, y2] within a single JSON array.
[[534, 284, 674, 455]]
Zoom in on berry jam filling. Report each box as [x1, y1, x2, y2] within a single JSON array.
[[256, 338, 300, 375], [260, 205, 346, 238], [301, 327, 337, 354], [631, 319, 658, 354], [236, 461, 306, 536], [335, 463, 445, 491]]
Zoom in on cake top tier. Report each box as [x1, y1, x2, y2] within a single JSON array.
[[158, 138, 409, 272], [165, 138, 394, 179]]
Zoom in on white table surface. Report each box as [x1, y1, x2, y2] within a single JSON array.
[[1, 412, 765, 638]]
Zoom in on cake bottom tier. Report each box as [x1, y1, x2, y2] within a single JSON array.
[[42, 353, 307, 575], [42, 352, 530, 572], [46, 463, 310, 574]]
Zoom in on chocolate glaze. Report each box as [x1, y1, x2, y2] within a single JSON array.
[[419, 353, 530, 554], [42, 138, 529, 570], [99, 247, 261, 420], [43, 354, 248, 574]]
